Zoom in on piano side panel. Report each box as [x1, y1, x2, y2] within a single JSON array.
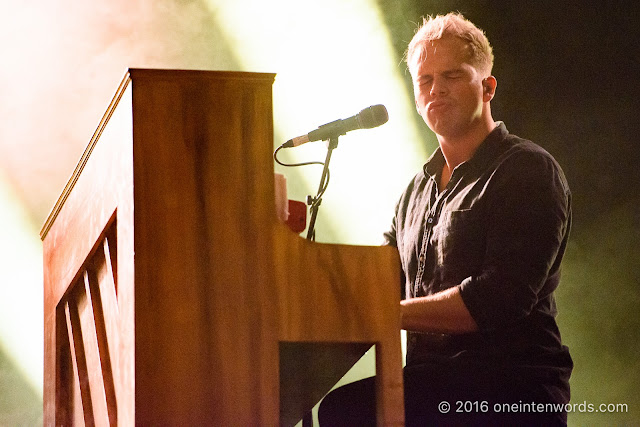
[[52, 218, 123, 427], [43, 78, 135, 425]]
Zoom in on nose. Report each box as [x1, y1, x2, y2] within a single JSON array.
[[430, 76, 447, 97]]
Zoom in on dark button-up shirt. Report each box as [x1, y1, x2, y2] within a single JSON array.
[[384, 123, 572, 385]]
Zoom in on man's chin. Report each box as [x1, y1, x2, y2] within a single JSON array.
[[428, 121, 455, 139]]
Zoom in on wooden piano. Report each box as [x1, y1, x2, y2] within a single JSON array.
[[40, 69, 404, 425]]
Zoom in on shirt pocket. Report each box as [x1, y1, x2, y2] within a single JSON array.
[[432, 209, 484, 272]]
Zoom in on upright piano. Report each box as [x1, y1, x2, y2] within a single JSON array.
[[41, 69, 404, 425]]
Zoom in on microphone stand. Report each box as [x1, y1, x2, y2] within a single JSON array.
[[306, 135, 339, 241]]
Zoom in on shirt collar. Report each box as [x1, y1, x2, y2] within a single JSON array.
[[423, 122, 508, 179]]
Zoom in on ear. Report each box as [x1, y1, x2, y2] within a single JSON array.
[[482, 76, 497, 102]]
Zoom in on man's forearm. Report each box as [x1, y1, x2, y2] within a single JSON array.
[[400, 286, 478, 334]]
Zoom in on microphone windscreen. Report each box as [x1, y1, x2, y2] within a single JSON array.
[[358, 104, 388, 129]]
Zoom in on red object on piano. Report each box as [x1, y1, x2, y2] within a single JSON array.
[[286, 200, 307, 234]]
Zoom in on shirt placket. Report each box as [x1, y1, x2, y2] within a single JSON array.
[[412, 162, 469, 297], [413, 182, 448, 297]]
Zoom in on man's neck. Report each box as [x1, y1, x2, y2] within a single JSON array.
[[437, 116, 496, 171]]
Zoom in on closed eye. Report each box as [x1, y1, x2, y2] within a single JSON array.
[[417, 76, 433, 86], [443, 70, 463, 79]]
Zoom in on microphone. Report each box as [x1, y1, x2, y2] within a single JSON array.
[[282, 104, 388, 148]]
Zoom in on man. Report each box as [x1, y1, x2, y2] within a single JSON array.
[[319, 13, 572, 425]]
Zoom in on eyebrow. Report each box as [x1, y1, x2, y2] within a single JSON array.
[[442, 68, 464, 77], [416, 68, 464, 81]]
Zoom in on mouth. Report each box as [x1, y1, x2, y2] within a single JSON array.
[[427, 101, 449, 112]]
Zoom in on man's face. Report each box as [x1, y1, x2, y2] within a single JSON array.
[[411, 36, 487, 140]]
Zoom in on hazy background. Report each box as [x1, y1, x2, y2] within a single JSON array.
[[1, 0, 638, 424]]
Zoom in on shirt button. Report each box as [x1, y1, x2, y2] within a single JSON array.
[[427, 217, 434, 224]]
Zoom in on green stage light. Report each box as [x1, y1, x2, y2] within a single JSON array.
[[0, 172, 43, 396]]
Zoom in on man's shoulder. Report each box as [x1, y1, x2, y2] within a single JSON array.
[[497, 132, 564, 172], [489, 123, 556, 161], [504, 133, 551, 155], [494, 133, 570, 193]]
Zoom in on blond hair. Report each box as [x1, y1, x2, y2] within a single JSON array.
[[406, 13, 494, 76]]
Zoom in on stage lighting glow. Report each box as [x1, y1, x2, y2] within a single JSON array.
[[0, 172, 43, 396], [205, 0, 428, 244]]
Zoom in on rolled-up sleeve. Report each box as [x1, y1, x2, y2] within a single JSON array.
[[458, 148, 571, 330]]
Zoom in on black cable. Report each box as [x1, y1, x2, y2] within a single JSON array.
[[273, 144, 330, 204]]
